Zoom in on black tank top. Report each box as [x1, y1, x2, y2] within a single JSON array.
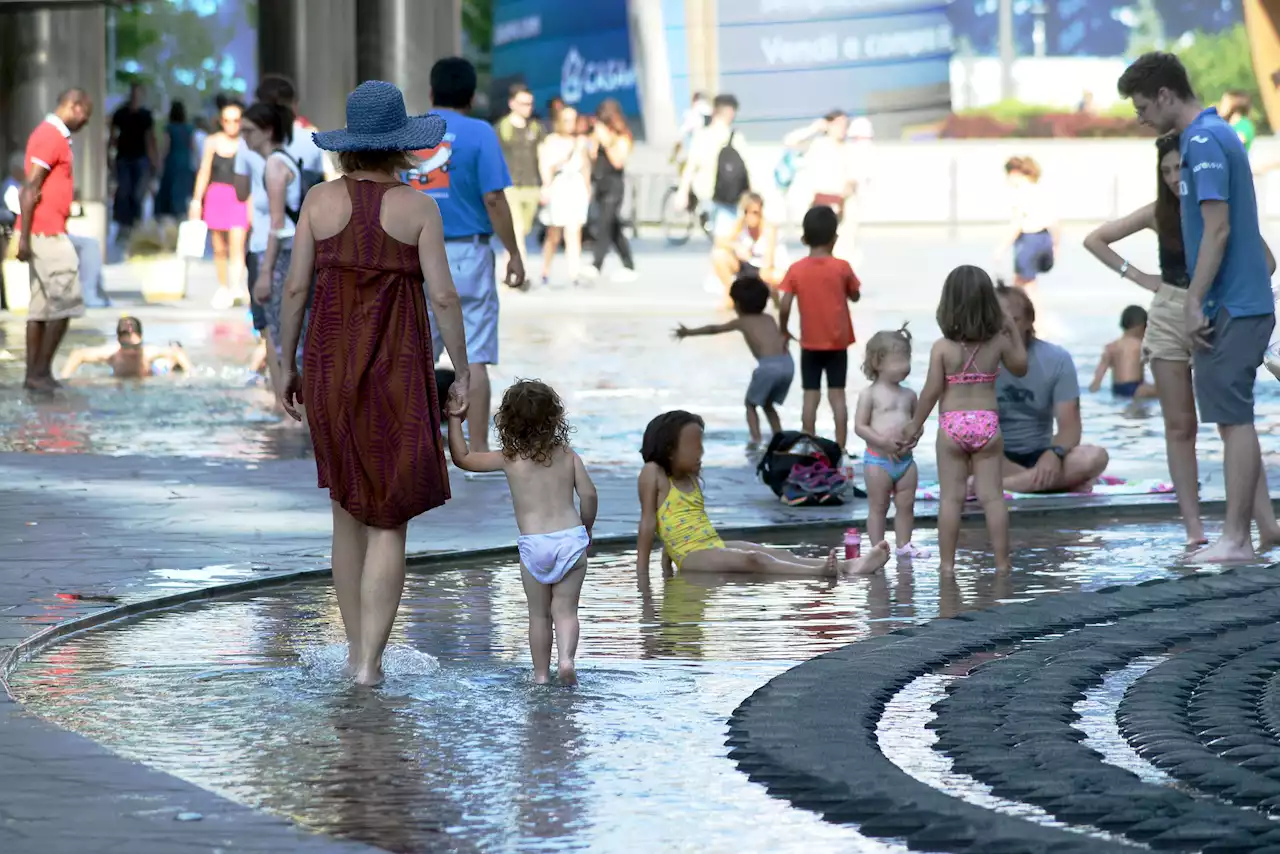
[[1157, 234, 1190, 288], [210, 153, 236, 185], [592, 144, 625, 191]]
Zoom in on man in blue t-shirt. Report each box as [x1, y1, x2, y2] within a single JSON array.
[[1119, 51, 1277, 564], [409, 57, 525, 453]]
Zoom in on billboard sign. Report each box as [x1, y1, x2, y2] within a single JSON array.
[[492, 0, 638, 117], [710, 0, 953, 135]]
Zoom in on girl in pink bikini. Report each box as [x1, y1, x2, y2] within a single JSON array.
[[901, 265, 1028, 572]]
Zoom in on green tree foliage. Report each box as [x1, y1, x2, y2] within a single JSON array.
[[1178, 23, 1269, 132], [113, 0, 250, 115]]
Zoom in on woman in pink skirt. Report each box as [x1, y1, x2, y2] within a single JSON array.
[[189, 98, 249, 309]]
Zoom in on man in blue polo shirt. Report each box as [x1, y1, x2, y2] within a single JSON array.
[[1119, 52, 1276, 564], [409, 57, 525, 453]]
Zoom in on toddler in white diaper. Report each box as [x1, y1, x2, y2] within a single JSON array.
[[447, 379, 598, 685]]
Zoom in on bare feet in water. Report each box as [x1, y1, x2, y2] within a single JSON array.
[[558, 662, 578, 687], [353, 666, 384, 687], [533, 670, 551, 685], [1189, 537, 1257, 565], [830, 540, 891, 576]]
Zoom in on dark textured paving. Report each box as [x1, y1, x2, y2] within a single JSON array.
[[728, 567, 1280, 852]]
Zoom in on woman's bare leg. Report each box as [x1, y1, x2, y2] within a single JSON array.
[[564, 224, 583, 282], [550, 559, 587, 685], [541, 226, 562, 281], [353, 524, 408, 686], [330, 502, 368, 677], [711, 247, 739, 288], [519, 566, 553, 684], [1150, 359, 1205, 544], [210, 229, 229, 288], [227, 227, 248, 302], [935, 432, 971, 573], [972, 436, 1012, 570]]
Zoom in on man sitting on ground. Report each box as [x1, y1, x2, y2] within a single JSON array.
[[996, 285, 1110, 492]]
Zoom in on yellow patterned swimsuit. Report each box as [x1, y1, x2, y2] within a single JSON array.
[[657, 477, 725, 568]]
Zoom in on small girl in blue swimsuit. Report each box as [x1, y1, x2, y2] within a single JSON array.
[[854, 325, 927, 558]]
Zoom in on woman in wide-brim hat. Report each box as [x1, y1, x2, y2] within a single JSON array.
[[277, 79, 472, 686]]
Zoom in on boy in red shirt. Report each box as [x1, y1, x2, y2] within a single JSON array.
[[778, 206, 861, 449]]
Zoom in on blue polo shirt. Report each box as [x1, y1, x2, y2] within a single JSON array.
[[1179, 107, 1272, 318], [403, 110, 511, 240]]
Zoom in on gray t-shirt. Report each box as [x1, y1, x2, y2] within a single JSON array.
[[995, 338, 1079, 454]]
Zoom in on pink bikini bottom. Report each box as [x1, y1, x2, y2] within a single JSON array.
[[939, 410, 1000, 454]]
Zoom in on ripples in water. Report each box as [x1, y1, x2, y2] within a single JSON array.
[[9, 520, 1223, 852]]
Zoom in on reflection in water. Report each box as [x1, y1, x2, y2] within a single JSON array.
[[9, 520, 1222, 852]]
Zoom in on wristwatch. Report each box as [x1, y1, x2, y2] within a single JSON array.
[[1050, 445, 1067, 460]]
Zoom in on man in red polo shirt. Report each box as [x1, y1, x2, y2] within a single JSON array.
[[16, 88, 93, 393]]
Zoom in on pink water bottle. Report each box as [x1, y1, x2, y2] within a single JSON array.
[[844, 527, 861, 560]]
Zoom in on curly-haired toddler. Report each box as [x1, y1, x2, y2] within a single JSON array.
[[448, 379, 598, 686]]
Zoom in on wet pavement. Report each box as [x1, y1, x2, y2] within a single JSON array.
[[2, 230, 1280, 853]]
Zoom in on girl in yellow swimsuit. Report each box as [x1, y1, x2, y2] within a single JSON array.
[[635, 410, 890, 576]]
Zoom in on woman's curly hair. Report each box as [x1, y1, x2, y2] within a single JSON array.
[[494, 379, 573, 464]]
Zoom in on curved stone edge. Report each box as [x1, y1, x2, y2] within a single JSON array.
[[726, 567, 1280, 853], [1121, 625, 1280, 811], [936, 591, 1280, 849], [1, 495, 1192, 697]]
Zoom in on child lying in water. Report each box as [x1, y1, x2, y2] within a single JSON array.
[[62, 316, 192, 379], [448, 379, 598, 686], [636, 410, 890, 576]]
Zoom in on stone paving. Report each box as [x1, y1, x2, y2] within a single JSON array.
[[0, 230, 1275, 852]]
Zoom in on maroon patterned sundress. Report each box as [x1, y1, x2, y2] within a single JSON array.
[[303, 176, 449, 528]]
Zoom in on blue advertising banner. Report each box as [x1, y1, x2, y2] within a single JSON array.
[[713, 0, 953, 136], [492, 0, 638, 118]]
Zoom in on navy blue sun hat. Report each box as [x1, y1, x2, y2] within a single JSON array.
[[312, 80, 446, 152]]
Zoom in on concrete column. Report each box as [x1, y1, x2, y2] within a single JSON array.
[[628, 0, 678, 145], [0, 5, 108, 245], [356, 0, 460, 115], [998, 0, 1015, 101], [258, 0, 358, 134]]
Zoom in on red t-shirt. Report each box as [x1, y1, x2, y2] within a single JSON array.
[[16, 118, 73, 236], [779, 255, 861, 350]]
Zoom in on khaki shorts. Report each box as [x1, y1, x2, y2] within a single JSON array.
[[505, 186, 542, 236], [26, 233, 84, 321], [1143, 284, 1190, 363]]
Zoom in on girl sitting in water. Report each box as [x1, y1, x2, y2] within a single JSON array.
[[900, 266, 1027, 573], [448, 379, 598, 686], [636, 410, 890, 576], [61, 316, 193, 379]]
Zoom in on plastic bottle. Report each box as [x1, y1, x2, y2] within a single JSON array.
[[844, 527, 861, 560]]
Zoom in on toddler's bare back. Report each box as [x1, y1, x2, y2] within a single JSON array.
[[504, 446, 586, 535]]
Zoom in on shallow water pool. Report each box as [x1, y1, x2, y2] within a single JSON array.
[[8, 518, 1233, 853]]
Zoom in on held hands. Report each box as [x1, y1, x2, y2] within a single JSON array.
[[187, 199, 202, 222], [446, 376, 470, 420], [253, 272, 271, 303]]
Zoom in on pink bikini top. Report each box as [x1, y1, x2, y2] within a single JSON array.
[[946, 345, 999, 385]]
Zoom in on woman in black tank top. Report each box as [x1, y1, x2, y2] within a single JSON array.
[[586, 99, 636, 280], [1083, 134, 1280, 548]]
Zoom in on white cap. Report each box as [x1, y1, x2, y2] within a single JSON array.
[[848, 116, 874, 139]]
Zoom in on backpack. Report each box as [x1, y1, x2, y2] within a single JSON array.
[[774, 148, 802, 191], [781, 460, 850, 507], [757, 430, 844, 496], [263, 149, 308, 224], [712, 131, 750, 205]]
